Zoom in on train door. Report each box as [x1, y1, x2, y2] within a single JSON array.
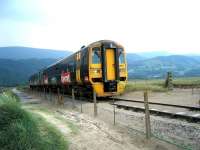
[[76, 52, 81, 83], [105, 49, 116, 81]]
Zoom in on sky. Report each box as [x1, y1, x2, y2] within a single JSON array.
[[0, 0, 200, 54]]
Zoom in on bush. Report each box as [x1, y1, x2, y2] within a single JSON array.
[[0, 92, 68, 150]]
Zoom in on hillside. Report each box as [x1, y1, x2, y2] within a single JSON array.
[[0, 59, 57, 86], [128, 55, 200, 78], [126, 53, 145, 63], [137, 51, 173, 58], [0, 47, 72, 59]]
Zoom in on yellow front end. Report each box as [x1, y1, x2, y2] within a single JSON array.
[[89, 45, 128, 97]]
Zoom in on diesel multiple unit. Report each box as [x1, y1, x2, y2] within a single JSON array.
[[29, 40, 128, 97]]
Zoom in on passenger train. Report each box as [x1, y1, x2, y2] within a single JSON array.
[[29, 40, 128, 97]]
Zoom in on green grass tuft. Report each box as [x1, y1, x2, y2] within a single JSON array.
[[0, 90, 20, 103], [0, 91, 68, 150]]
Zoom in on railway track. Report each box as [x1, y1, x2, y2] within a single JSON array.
[[109, 97, 200, 111], [26, 89, 200, 122], [110, 98, 200, 123]]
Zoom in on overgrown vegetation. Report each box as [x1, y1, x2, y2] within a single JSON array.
[[1, 90, 20, 102], [126, 77, 200, 92], [0, 90, 68, 150]]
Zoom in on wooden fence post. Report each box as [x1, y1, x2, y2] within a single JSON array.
[[57, 88, 60, 105], [79, 92, 83, 113], [72, 88, 75, 108], [80, 101, 82, 113], [43, 87, 46, 99], [39, 87, 41, 97], [192, 87, 195, 95], [49, 88, 52, 101], [61, 89, 64, 106], [93, 91, 97, 117], [113, 97, 116, 125], [165, 72, 173, 90], [144, 90, 151, 139]]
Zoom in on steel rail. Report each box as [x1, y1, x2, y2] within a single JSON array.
[[109, 98, 200, 111], [114, 103, 200, 123]]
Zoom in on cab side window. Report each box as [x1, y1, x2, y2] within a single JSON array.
[[92, 47, 101, 64], [118, 48, 125, 64]]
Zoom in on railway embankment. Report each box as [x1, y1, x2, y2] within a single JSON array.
[[15, 88, 200, 150]]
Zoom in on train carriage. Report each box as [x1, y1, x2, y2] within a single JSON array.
[[29, 40, 128, 97]]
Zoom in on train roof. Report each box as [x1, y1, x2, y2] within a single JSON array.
[[88, 40, 123, 48]]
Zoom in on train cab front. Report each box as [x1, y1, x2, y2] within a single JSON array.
[[89, 40, 128, 97]]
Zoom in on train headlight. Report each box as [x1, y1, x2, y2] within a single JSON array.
[[84, 76, 89, 81], [91, 68, 101, 74], [120, 68, 126, 73], [93, 70, 98, 73]]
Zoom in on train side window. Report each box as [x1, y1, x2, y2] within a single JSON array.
[[118, 48, 125, 64], [84, 49, 88, 65], [92, 47, 101, 64]]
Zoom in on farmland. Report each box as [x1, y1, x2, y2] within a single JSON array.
[[125, 77, 200, 92]]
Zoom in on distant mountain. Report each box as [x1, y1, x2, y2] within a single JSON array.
[[190, 56, 200, 61], [137, 51, 173, 58], [126, 53, 145, 63], [0, 46, 72, 59], [128, 55, 200, 79], [0, 58, 57, 86]]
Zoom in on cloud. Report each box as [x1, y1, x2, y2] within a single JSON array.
[[0, 0, 200, 53]]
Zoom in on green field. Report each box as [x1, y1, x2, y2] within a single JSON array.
[[173, 77, 200, 87], [126, 77, 200, 92]]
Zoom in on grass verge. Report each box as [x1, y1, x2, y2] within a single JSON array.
[[0, 91, 68, 150], [126, 77, 200, 92], [125, 80, 167, 92], [173, 77, 200, 87]]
